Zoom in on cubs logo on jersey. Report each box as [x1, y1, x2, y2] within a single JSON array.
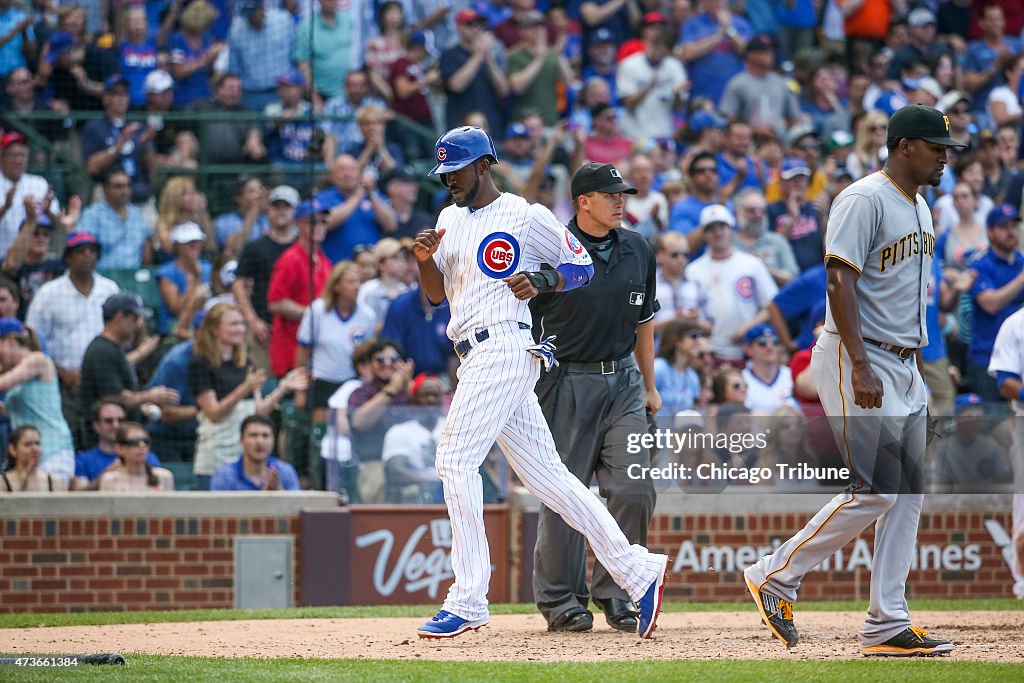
[[735, 275, 754, 300], [351, 326, 368, 346], [477, 232, 521, 278], [566, 230, 584, 255]]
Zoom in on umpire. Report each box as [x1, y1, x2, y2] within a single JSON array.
[[530, 162, 662, 632]]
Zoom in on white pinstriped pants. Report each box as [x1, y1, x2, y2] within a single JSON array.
[[436, 322, 666, 621]]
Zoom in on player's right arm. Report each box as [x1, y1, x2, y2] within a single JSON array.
[[413, 227, 446, 306], [823, 190, 883, 409], [826, 262, 883, 409]]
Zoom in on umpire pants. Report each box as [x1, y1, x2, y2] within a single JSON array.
[[532, 362, 656, 625]]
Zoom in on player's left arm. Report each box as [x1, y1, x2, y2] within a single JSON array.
[[505, 205, 594, 300]]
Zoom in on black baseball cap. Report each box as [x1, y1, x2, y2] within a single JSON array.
[[888, 104, 968, 147], [570, 162, 638, 199]]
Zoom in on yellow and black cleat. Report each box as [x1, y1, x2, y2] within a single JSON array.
[[860, 626, 953, 657]]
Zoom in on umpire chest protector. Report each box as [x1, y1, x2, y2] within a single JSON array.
[[530, 219, 659, 362]]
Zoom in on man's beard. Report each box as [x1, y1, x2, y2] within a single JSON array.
[[454, 174, 481, 207], [740, 216, 768, 236]]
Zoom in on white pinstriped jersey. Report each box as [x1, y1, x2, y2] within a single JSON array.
[[432, 193, 593, 342]]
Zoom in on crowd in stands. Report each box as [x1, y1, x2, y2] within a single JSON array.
[[2, 0, 1024, 498]]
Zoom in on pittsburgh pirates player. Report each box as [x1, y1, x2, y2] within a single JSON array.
[[744, 105, 962, 656], [987, 305, 1024, 599], [413, 127, 668, 640]]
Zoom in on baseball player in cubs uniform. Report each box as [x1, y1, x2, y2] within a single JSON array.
[[744, 105, 962, 656], [987, 306, 1024, 599], [412, 127, 668, 640]]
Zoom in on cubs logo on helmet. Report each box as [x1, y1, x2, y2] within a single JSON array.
[[477, 232, 520, 279], [429, 127, 498, 176], [735, 276, 754, 300], [565, 230, 584, 255]]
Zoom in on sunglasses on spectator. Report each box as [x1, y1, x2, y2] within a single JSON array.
[[374, 354, 401, 363], [100, 417, 124, 424], [352, 244, 374, 256], [118, 437, 150, 447], [694, 351, 709, 359], [755, 338, 777, 347], [796, 142, 819, 151], [687, 330, 707, 339], [869, 125, 887, 132], [742, 206, 766, 214], [692, 166, 717, 175]]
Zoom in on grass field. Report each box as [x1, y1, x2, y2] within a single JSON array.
[[2, 657, 1023, 683], [3, 600, 1022, 681]]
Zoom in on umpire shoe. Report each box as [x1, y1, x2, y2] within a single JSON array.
[[594, 598, 639, 633], [638, 555, 669, 639], [744, 572, 799, 648], [416, 610, 489, 639], [860, 627, 953, 657], [547, 607, 594, 633]]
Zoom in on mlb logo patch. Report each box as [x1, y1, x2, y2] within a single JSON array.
[[629, 292, 645, 305]]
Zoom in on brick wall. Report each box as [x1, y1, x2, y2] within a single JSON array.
[[0, 492, 1015, 613], [646, 511, 1016, 601], [0, 516, 300, 613], [512, 494, 1018, 602]]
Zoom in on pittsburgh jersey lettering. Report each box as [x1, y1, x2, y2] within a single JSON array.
[[879, 231, 934, 273]]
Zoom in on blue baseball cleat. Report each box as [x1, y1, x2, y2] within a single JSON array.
[[637, 555, 669, 639], [416, 610, 489, 639]]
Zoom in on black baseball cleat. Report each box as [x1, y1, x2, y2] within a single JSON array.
[[547, 607, 594, 632], [860, 626, 953, 657], [744, 572, 799, 648]]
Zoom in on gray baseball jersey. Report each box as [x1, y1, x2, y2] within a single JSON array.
[[822, 171, 935, 348]]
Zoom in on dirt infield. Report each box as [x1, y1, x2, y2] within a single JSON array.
[[5, 610, 1022, 661]]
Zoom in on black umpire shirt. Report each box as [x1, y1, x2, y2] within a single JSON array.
[[530, 217, 659, 362]]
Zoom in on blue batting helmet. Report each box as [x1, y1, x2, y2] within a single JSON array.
[[428, 126, 498, 176]]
